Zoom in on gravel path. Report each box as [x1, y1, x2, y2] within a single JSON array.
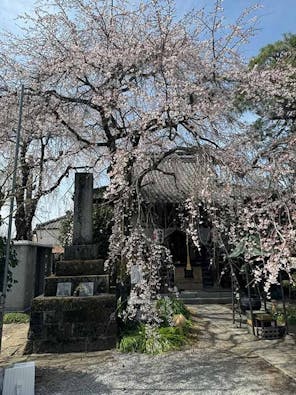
[[35, 346, 296, 395], [34, 305, 296, 395]]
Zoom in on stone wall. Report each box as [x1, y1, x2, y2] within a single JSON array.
[[5, 241, 52, 312]]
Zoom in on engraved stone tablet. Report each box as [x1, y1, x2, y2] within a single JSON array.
[[130, 265, 143, 285], [79, 282, 94, 296], [56, 282, 72, 296]]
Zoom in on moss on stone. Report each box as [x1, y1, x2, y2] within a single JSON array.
[[55, 259, 105, 276]]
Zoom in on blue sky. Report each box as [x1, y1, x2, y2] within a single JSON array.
[[1, 0, 296, 60], [181, 0, 296, 59], [0, 0, 295, 228]]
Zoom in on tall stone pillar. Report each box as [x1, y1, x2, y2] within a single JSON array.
[[73, 173, 93, 245], [64, 172, 99, 260]]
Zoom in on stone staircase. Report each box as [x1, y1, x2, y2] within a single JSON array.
[[180, 289, 232, 305]]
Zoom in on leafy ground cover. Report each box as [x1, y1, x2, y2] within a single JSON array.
[[118, 298, 192, 354], [3, 312, 30, 324], [273, 305, 296, 325]]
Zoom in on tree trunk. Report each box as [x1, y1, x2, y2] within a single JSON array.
[[14, 143, 36, 240], [15, 219, 32, 240]]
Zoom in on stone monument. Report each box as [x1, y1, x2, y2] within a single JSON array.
[[26, 173, 117, 353], [64, 173, 100, 260]]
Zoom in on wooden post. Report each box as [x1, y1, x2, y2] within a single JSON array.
[[279, 272, 289, 335], [246, 264, 255, 336]]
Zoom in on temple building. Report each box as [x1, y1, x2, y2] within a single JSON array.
[[134, 153, 230, 292]]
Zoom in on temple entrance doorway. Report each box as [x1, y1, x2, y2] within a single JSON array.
[[167, 230, 210, 291]]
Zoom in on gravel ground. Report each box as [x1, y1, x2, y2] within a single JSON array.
[[2, 305, 296, 395], [35, 347, 296, 395]]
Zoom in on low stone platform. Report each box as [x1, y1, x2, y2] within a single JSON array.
[[26, 294, 117, 353], [55, 259, 105, 276]]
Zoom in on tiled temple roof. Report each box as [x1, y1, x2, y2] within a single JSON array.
[[138, 153, 264, 204], [140, 154, 200, 203]]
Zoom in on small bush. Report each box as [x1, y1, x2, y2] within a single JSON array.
[[119, 322, 190, 354], [273, 305, 296, 325], [118, 325, 145, 353], [157, 297, 190, 326], [158, 326, 186, 347], [170, 298, 191, 319], [3, 312, 30, 324], [118, 297, 192, 355]]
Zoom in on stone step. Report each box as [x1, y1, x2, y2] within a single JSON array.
[[26, 294, 117, 354], [55, 259, 105, 276], [181, 297, 232, 305], [44, 274, 109, 296], [180, 289, 232, 304], [181, 290, 232, 298], [64, 244, 101, 260]]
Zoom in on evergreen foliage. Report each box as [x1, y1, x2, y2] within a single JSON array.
[[118, 323, 189, 354], [0, 236, 18, 293], [119, 298, 191, 354], [249, 33, 296, 68]]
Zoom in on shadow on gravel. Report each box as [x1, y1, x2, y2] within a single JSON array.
[[34, 348, 296, 395], [35, 367, 111, 394]]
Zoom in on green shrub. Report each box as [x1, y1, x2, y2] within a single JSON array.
[[287, 306, 296, 324], [170, 298, 191, 319], [118, 322, 189, 354], [118, 332, 144, 353], [3, 312, 30, 324], [118, 297, 192, 355], [0, 237, 18, 292], [157, 297, 190, 326], [273, 305, 296, 325], [158, 326, 187, 347]]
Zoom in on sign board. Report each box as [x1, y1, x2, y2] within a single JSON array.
[[130, 265, 143, 285], [152, 228, 164, 243], [78, 282, 94, 296], [56, 282, 72, 297], [3, 362, 35, 395]]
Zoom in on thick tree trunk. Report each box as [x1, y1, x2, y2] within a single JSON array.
[[14, 144, 36, 240], [15, 219, 32, 240], [15, 198, 36, 240]]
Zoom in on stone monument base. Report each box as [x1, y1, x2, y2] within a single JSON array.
[[55, 259, 105, 276], [64, 244, 100, 260], [26, 294, 117, 353]]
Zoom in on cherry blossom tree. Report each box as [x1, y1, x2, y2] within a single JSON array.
[[5, 0, 290, 321], [0, 83, 98, 239], [231, 36, 296, 293], [183, 34, 296, 297]]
